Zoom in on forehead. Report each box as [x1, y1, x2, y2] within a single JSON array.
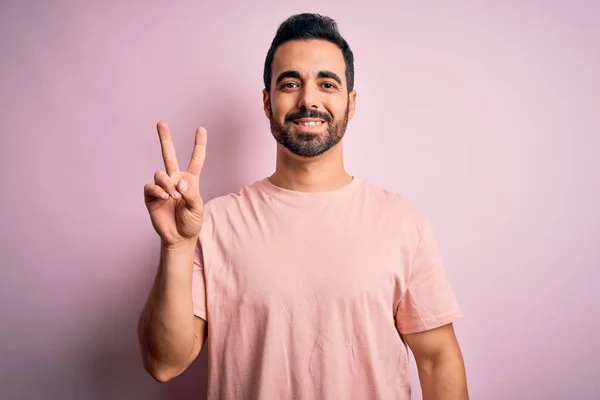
[[272, 39, 346, 82]]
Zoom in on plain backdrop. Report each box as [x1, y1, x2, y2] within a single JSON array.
[[1, 0, 599, 399]]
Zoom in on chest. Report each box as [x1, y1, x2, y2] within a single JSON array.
[[206, 211, 406, 318]]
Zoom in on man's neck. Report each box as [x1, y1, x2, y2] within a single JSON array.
[[269, 143, 352, 193]]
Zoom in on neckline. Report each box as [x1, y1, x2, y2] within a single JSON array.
[[257, 176, 363, 205]]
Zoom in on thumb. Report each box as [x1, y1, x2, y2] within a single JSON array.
[[177, 178, 203, 211]]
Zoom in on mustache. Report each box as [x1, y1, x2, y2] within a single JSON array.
[[285, 109, 332, 123]]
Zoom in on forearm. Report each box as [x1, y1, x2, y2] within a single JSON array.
[[418, 353, 468, 400], [138, 238, 198, 376]]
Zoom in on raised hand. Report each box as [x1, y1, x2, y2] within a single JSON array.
[[144, 122, 207, 247]]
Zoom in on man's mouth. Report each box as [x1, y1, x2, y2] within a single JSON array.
[[292, 119, 325, 127]]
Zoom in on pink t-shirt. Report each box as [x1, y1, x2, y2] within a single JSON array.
[[192, 177, 462, 399]]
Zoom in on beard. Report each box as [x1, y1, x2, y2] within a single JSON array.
[[270, 102, 350, 158]]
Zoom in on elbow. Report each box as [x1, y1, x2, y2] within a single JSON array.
[[141, 353, 183, 383], [138, 326, 179, 382], [143, 360, 180, 383], [149, 369, 175, 383]]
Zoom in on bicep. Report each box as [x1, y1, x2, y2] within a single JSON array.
[[404, 323, 461, 363]]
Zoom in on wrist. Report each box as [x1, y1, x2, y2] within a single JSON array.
[[161, 236, 198, 253]]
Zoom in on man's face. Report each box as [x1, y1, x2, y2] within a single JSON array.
[[263, 39, 356, 158]]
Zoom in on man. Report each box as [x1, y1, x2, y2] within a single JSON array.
[[138, 13, 468, 399]]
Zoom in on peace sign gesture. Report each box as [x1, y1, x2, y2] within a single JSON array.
[[144, 122, 207, 247]]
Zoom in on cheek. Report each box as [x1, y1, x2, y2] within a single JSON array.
[[330, 100, 349, 119], [271, 95, 296, 120]]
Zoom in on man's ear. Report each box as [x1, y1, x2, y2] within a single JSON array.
[[348, 90, 357, 120], [262, 89, 271, 119]]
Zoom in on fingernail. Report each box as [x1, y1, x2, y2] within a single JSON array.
[[161, 192, 169, 199], [172, 190, 181, 199], [179, 180, 188, 193]]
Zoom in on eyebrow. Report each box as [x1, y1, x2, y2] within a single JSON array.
[[317, 70, 342, 85], [275, 70, 343, 86], [275, 70, 301, 85]]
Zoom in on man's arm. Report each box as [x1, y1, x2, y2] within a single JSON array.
[[137, 239, 207, 382], [404, 323, 468, 399]]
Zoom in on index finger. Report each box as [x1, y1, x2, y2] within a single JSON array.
[[156, 122, 180, 175], [187, 127, 207, 176]]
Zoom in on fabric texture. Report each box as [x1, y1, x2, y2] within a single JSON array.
[[192, 177, 463, 399]]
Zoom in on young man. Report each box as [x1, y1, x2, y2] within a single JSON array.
[[139, 13, 468, 399]]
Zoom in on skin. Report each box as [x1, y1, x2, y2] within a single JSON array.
[[262, 39, 356, 192], [138, 123, 208, 382], [404, 324, 469, 399], [139, 38, 468, 398]]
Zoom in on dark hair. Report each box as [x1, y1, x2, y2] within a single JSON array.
[[263, 13, 355, 93]]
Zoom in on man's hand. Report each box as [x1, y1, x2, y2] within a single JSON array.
[[144, 121, 208, 247]]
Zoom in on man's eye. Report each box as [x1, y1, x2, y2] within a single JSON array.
[[282, 82, 299, 89], [322, 82, 336, 89]]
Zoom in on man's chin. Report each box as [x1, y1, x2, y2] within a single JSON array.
[[272, 127, 339, 158], [295, 133, 322, 143], [298, 140, 336, 157], [277, 140, 326, 158]]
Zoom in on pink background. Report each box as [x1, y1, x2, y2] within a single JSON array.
[[1, 1, 599, 399]]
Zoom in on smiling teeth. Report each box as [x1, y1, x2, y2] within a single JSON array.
[[297, 121, 322, 127]]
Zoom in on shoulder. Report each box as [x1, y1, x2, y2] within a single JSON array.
[[198, 180, 265, 244], [358, 179, 430, 236], [202, 179, 265, 218], [360, 179, 426, 218]]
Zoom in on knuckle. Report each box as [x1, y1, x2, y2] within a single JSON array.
[[154, 171, 171, 187]]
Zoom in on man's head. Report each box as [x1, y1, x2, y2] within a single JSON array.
[[262, 13, 356, 158]]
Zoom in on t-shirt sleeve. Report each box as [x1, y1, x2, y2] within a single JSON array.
[[192, 236, 208, 321], [395, 215, 463, 334]]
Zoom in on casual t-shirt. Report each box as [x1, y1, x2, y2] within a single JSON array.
[[192, 177, 463, 399]]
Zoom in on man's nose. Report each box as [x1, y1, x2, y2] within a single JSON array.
[[298, 86, 320, 109]]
